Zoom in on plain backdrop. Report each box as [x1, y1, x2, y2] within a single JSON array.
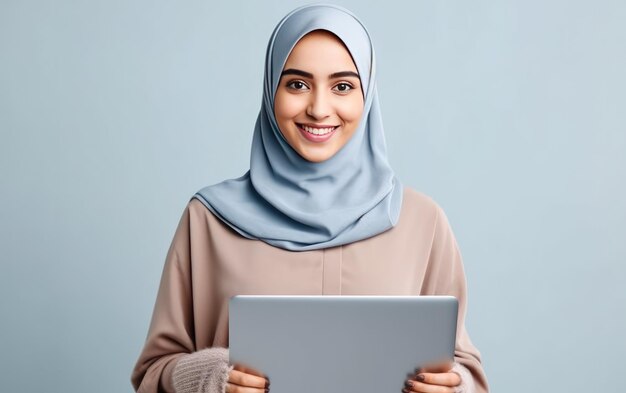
[[1, 1, 624, 392]]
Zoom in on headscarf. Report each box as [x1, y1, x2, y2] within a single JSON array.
[[193, 4, 403, 251]]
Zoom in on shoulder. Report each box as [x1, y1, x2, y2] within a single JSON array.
[[400, 187, 445, 222], [167, 196, 232, 240], [186, 196, 251, 243], [186, 196, 231, 230], [188, 196, 211, 217], [395, 186, 457, 241]]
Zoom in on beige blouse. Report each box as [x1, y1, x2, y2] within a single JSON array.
[[131, 188, 489, 392]]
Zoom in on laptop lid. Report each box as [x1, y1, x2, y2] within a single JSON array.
[[229, 295, 458, 393]]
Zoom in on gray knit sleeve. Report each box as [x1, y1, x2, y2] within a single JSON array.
[[172, 347, 234, 393]]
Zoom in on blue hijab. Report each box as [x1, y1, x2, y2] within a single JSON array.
[[194, 4, 403, 251]]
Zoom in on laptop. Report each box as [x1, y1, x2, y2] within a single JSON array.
[[229, 295, 458, 392]]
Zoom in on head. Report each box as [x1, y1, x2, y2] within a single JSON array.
[[255, 4, 382, 175], [199, 5, 402, 250], [273, 30, 364, 163]]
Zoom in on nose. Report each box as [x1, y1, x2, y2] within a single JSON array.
[[306, 90, 332, 120]]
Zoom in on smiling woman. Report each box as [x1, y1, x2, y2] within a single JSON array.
[[274, 30, 364, 162], [131, 4, 488, 393]]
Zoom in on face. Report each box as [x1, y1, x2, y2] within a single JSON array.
[[274, 30, 364, 163]]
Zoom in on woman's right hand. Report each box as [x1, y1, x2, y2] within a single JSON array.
[[226, 364, 270, 393]]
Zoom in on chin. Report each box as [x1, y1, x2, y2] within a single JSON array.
[[299, 148, 338, 163]]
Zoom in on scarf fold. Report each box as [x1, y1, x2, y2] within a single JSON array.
[[194, 4, 403, 251]]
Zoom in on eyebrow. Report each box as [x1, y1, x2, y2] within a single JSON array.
[[329, 71, 360, 79], [281, 68, 360, 80]]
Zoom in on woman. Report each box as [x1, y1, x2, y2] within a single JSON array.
[[131, 5, 489, 393]]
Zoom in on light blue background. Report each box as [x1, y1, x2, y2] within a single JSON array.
[[1, 1, 624, 392]]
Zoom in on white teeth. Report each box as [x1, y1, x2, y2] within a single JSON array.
[[302, 125, 335, 135]]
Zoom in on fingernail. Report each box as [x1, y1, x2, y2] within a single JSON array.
[[415, 374, 425, 382], [265, 379, 270, 387], [402, 389, 409, 393], [405, 380, 413, 388]]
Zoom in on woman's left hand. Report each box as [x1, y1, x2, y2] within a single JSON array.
[[403, 363, 461, 393]]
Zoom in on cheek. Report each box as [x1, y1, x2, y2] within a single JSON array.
[[274, 92, 305, 121], [337, 96, 364, 125]]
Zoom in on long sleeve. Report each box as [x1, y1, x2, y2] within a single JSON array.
[[131, 205, 201, 392], [131, 206, 228, 393], [130, 197, 317, 392], [420, 204, 490, 393]]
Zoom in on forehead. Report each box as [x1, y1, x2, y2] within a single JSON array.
[[283, 30, 358, 73]]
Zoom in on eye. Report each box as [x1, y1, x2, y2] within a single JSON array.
[[333, 83, 354, 93], [286, 80, 309, 91]]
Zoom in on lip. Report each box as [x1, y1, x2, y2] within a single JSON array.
[[296, 123, 339, 143]]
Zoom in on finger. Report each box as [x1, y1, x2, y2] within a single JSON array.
[[403, 380, 455, 393], [228, 369, 269, 388], [226, 382, 268, 393], [412, 372, 461, 387], [232, 363, 267, 378]]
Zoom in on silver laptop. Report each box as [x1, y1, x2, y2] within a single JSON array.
[[229, 295, 458, 392]]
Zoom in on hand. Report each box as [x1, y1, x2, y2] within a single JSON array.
[[226, 363, 270, 393], [403, 362, 461, 393]]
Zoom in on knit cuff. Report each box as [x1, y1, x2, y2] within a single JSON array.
[[172, 347, 234, 393], [451, 362, 476, 393]]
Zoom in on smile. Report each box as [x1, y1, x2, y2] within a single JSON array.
[[298, 123, 338, 135]]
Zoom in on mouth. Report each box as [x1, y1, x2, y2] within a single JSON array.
[[296, 123, 339, 142]]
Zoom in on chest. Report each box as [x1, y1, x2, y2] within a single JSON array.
[[209, 228, 432, 298]]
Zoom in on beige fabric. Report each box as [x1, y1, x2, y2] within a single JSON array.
[[452, 362, 476, 393], [131, 188, 489, 393]]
